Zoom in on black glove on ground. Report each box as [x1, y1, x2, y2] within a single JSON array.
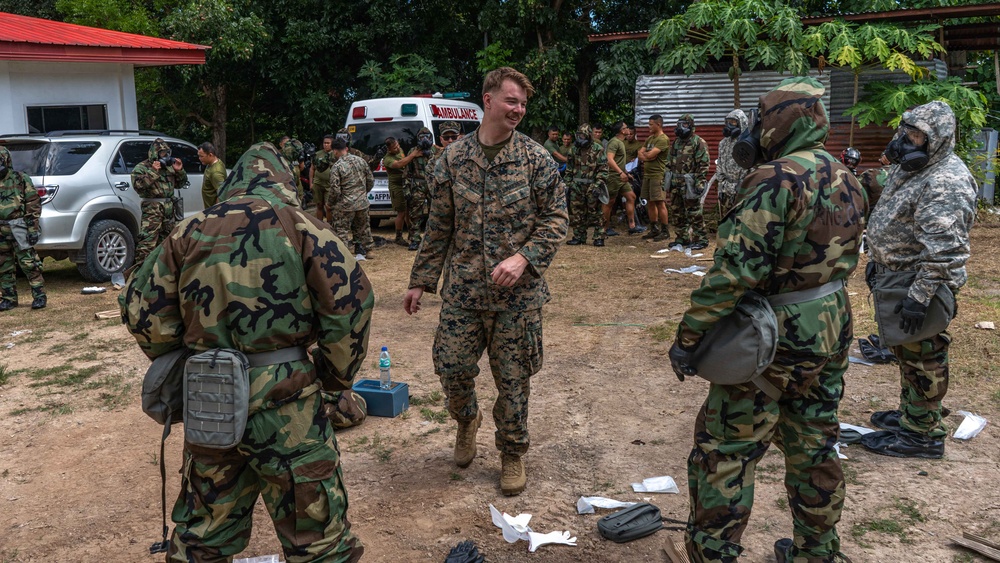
[[668, 341, 697, 382], [894, 296, 927, 335]]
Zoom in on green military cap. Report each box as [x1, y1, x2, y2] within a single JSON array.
[[439, 121, 460, 135]]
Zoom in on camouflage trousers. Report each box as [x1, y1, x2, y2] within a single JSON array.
[[717, 185, 738, 215], [322, 390, 368, 430], [433, 306, 543, 456], [0, 227, 45, 303], [168, 391, 363, 563], [408, 182, 430, 244], [330, 208, 374, 253], [135, 200, 176, 270], [890, 331, 950, 438], [568, 181, 604, 242], [686, 350, 849, 563], [668, 184, 707, 244]]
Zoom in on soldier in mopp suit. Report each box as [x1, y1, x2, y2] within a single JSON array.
[[0, 146, 46, 310], [564, 123, 609, 247], [121, 142, 371, 562], [716, 109, 748, 212], [665, 113, 711, 248], [861, 101, 977, 459], [403, 67, 568, 496], [132, 138, 187, 272], [669, 77, 866, 563]]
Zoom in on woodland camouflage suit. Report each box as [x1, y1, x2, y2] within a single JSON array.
[[132, 139, 187, 271], [405, 127, 441, 246], [565, 123, 609, 244], [675, 77, 867, 563], [866, 101, 977, 443], [666, 113, 711, 245], [121, 142, 372, 563], [0, 146, 45, 307]]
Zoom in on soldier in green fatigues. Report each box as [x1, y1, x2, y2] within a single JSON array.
[[564, 123, 609, 247], [404, 127, 440, 250], [197, 142, 226, 209], [404, 67, 567, 497], [668, 77, 866, 563], [132, 139, 187, 272], [604, 121, 641, 235], [665, 113, 711, 248], [311, 135, 336, 223], [327, 138, 375, 257], [121, 142, 371, 563], [0, 146, 46, 310]]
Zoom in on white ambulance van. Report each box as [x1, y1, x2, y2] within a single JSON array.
[[344, 95, 483, 225]]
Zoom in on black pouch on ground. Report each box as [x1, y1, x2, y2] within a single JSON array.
[[857, 336, 897, 364], [597, 502, 664, 543]]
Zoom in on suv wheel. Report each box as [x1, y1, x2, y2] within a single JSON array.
[[77, 219, 135, 282]]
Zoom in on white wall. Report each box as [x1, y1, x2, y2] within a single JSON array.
[[0, 61, 138, 135]]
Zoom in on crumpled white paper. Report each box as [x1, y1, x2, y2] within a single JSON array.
[[631, 475, 679, 493], [834, 442, 848, 460], [576, 496, 637, 514], [839, 422, 876, 436], [354, 254, 367, 262], [234, 555, 283, 563], [490, 504, 576, 552], [664, 265, 707, 277], [953, 411, 987, 440]]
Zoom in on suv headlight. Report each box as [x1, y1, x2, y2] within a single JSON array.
[[37, 184, 59, 205]]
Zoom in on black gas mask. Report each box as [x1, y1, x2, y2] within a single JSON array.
[[0, 162, 8, 180], [417, 134, 434, 151], [884, 126, 929, 172], [722, 121, 741, 139], [674, 121, 692, 139], [574, 134, 591, 149], [157, 150, 174, 170], [732, 109, 763, 170]]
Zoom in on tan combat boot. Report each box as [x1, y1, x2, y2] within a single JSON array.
[[500, 453, 526, 496], [454, 411, 482, 468]]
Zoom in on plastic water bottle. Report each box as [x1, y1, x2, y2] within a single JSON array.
[[379, 346, 391, 389]]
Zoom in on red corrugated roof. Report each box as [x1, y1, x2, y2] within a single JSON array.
[[0, 12, 208, 66]]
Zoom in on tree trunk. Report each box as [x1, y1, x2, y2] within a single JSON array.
[[732, 53, 740, 109], [210, 84, 227, 162], [849, 71, 858, 146], [578, 70, 591, 125]]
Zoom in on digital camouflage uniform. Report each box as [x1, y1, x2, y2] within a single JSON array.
[[716, 109, 748, 212], [667, 114, 711, 245], [0, 147, 45, 307], [866, 101, 977, 440], [335, 128, 375, 169], [408, 128, 567, 456], [327, 152, 375, 254], [405, 127, 440, 245], [120, 142, 372, 563], [565, 124, 609, 243], [132, 139, 188, 271], [676, 77, 866, 563]]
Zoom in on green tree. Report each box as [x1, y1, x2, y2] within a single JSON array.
[[359, 54, 449, 98]]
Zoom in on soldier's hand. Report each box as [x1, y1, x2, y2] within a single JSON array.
[[491, 254, 529, 287], [172, 158, 183, 171], [894, 297, 927, 335], [668, 341, 697, 381], [27, 232, 39, 246], [865, 261, 877, 291], [151, 160, 162, 171], [403, 287, 424, 315]]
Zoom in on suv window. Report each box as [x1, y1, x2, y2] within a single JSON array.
[[110, 141, 150, 174], [350, 121, 422, 158], [48, 142, 101, 175], [167, 142, 203, 175], [2, 141, 48, 175]]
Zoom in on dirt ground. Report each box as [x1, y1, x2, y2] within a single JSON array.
[[1, 222, 999, 563]]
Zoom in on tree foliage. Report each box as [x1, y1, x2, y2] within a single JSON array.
[[359, 54, 450, 98]]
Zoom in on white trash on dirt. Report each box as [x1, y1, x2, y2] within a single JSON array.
[[80, 286, 107, 294], [234, 556, 283, 563], [664, 265, 707, 277], [8, 330, 31, 338], [840, 422, 876, 436], [576, 496, 637, 514], [974, 321, 995, 330], [953, 411, 987, 440], [489, 504, 576, 552], [631, 475, 679, 494]]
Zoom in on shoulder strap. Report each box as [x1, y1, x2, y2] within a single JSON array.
[[150, 413, 172, 554]]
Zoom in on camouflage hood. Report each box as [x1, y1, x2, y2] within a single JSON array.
[[726, 109, 748, 131], [0, 146, 11, 178], [218, 142, 301, 207], [899, 101, 956, 169], [148, 138, 170, 161], [759, 77, 829, 161]]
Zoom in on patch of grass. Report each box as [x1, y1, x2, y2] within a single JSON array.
[[0, 364, 8, 386], [991, 388, 1000, 407], [420, 407, 448, 424], [350, 436, 370, 448], [647, 321, 677, 342], [49, 344, 68, 354], [89, 375, 133, 410], [19, 332, 46, 344], [421, 427, 442, 437], [25, 364, 74, 380], [9, 402, 71, 416], [775, 497, 788, 511], [410, 390, 444, 407], [71, 332, 89, 341], [71, 351, 99, 362], [842, 463, 860, 486], [370, 433, 393, 463], [952, 553, 975, 563], [894, 497, 926, 523], [2, 469, 9, 478], [10, 406, 47, 416], [851, 496, 926, 545], [449, 472, 464, 481]]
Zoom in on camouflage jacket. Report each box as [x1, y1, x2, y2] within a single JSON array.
[[406, 146, 439, 191], [328, 153, 374, 212], [717, 109, 749, 196], [667, 134, 710, 189], [132, 159, 187, 200], [312, 149, 335, 187], [0, 168, 41, 237], [678, 77, 867, 358], [334, 147, 373, 167], [120, 142, 374, 414], [565, 144, 608, 194], [859, 165, 891, 213], [424, 145, 446, 183], [867, 101, 978, 304], [408, 129, 568, 311]]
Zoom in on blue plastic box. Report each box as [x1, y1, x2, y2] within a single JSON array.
[[353, 379, 409, 418]]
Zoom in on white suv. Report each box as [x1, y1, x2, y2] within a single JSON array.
[[0, 130, 205, 281]]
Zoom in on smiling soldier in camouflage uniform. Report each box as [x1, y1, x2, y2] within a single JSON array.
[[405, 127, 440, 250], [669, 77, 866, 563], [716, 109, 748, 212], [665, 114, 711, 248], [0, 146, 46, 310], [132, 138, 187, 272], [403, 67, 568, 496], [861, 101, 977, 459], [121, 142, 372, 563], [564, 123, 609, 247], [328, 137, 375, 257]]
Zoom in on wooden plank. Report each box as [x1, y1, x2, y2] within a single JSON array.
[[965, 532, 1000, 552], [951, 535, 1000, 561], [94, 310, 119, 320], [663, 537, 691, 563]]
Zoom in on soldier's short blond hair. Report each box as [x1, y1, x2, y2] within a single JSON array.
[[482, 67, 535, 99]]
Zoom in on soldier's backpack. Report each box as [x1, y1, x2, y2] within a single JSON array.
[[597, 503, 686, 543]]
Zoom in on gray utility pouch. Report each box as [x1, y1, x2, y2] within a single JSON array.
[[661, 170, 673, 193], [682, 173, 699, 200], [183, 348, 251, 449], [172, 194, 184, 222], [7, 217, 31, 250], [690, 279, 845, 400], [871, 267, 955, 347]]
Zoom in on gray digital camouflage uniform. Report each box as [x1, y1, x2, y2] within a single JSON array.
[[328, 152, 375, 254], [408, 128, 567, 456], [866, 101, 977, 440], [716, 109, 748, 211]]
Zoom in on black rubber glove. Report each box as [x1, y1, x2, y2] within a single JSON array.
[[865, 261, 877, 290], [894, 296, 927, 335], [27, 232, 39, 246], [669, 341, 697, 382]]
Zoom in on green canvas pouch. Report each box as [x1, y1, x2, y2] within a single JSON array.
[[872, 269, 955, 347]]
